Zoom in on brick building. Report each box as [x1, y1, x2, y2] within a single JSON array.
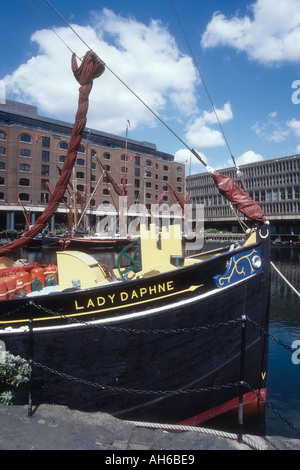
[[0, 100, 185, 233]]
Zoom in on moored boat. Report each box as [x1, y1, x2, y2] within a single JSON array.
[[0, 6, 271, 427], [0, 222, 270, 425]]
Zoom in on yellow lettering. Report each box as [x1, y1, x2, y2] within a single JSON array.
[[97, 297, 106, 306], [167, 281, 174, 291], [131, 290, 138, 299], [75, 300, 84, 310], [120, 292, 128, 301], [87, 298, 95, 308], [261, 372, 267, 380], [108, 294, 115, 303], [149, 285, 157, 295], [158, 283, 166, 293], [139, 287, 147, 297]]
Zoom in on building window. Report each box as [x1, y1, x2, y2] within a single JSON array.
[[0, 177, 4, 185], [41, 165, 49, 176], [135, 167, 140, 177], [77, 184, 85, 192], [103, 165, 110, 171], [91, 162, 96, 170], [145, 170, 151, 178], [146, 159, 152, 167], [78, 145, 85, 153], [20, 148, 31, 157], [163, 165, 169, 171], [42, 150, 50, 162], [76, 158, 85, 166], [0, 192, 4, 200], [121, 154, 129, 163], [41, 193, 49, 204], [0, 131, 6, 140], [19, 193, 30, 201], [0, 146, 5, 156], [41, 179, 49, 190], [20, 163, 30, 172], [91, 149, 97, 157], [76, 171, 85, 179], [59, 141, 68, 150], [20, 133, 31, 143], [103, 152, 111, 160], [135, 156, 140, 166], [59, 155, 66, 163], [42, 136, 50, 148], [177, 166, 182, 173], [19, 178, 30, 186]]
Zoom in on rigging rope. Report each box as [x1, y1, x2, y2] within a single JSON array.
[[170, 0, 237, 170], [26, 0, 75, 55], [39, 0, 207, 167]]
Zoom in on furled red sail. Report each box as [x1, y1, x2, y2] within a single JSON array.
[[0, 51, 105, 254], [212, 170, 267, 223], [166, 183, 188, 210]]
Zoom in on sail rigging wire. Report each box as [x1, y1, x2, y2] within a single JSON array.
[[24, 0, 267, 226], [170, 0, 237, 170], [41, 0, 207, 168], [26, 0, 75, 56]]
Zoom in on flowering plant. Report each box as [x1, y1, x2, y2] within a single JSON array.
[[0, 352, 30, 406]]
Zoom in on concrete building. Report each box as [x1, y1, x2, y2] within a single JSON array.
[[0, 100, 185, 233], [188, 155, 300, 235]]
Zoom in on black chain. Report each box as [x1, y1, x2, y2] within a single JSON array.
[[33, 360, 240, 396], [247, 317, 296, 353]]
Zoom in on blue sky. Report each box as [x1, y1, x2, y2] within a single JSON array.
[[1, 0, 300, 174]]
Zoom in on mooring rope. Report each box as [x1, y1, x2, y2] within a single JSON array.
[[125, 420, 266, 451], [271, 261, 300, 298]]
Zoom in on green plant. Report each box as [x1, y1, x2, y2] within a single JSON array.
[[0, 352, 30, 406]]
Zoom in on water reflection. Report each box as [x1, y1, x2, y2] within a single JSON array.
[[267, 246, 300, 437]]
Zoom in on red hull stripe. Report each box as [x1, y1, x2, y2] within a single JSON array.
[[176, 389, 267, 427]]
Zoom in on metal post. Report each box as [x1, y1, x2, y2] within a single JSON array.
[[238, 313, 247, 441], [28, 302, 33, 417]]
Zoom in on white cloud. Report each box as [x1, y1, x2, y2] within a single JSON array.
[[201, 0, 300, 64], [185, 102, 233, 148], [174, 148, 208, 170], [236, 150, 264, 165], [287, 118, 300, 137], [252, 112, 290, 142], [3, 9, 198, 135]]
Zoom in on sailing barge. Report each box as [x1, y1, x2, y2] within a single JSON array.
[[0, 46, 270, 425], [0, 222, 270, 425]]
